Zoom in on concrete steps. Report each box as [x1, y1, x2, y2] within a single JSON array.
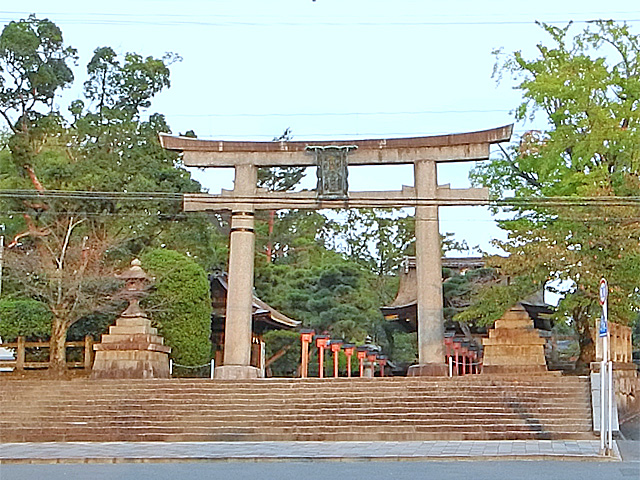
[[0, 376, 596, 442]]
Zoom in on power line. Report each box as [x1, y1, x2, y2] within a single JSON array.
[[1, 12, 640, 27], [168, 109, 511, 118], [0, 190, 183, 201], [2, 189, 640, 207]]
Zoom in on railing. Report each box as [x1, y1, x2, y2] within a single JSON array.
[[0, 336, 94, 371], [595, 322, 633, 363], [447, 355, 483, 377], [169, 359, 215, 379]]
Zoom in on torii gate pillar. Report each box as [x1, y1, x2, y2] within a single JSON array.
[[410, 160, 447, 375], [215, 165, 261, 380]]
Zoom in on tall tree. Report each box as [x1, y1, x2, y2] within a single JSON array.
[[0, 17, 223, 372], [469, 21, 640, 365], [0, 14, 77, 133]]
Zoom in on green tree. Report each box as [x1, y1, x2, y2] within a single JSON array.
[[140, 249, 212, 370], [0, 14, 77, 133], [256, 127, 308, 263], [469, 21, 640, 365], [0, 16, 223, 372], [328, 209, 415, 276], [256, 252, 386, 345]]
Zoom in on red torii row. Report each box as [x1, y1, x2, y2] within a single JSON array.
[[444, 336, 482, 375], [300, 330, 387, 378]]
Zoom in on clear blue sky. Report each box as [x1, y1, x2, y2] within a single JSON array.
[[3, 1, 640, 255]]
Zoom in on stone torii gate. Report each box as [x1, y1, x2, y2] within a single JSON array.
[[160, 125, 512, 379]]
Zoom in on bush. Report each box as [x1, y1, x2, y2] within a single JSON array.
[[141, 249, 212, 368], [0, 299, 52, 341]]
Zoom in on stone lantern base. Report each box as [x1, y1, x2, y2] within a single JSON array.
[[91, 305, 171, 379]]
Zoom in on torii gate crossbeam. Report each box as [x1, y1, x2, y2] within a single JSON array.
[[160, 125, 513, 379]]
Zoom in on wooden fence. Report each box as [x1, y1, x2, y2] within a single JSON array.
[[0, 336, 94, 371]]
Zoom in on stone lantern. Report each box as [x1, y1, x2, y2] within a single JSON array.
[[91, 259, 171, 379]]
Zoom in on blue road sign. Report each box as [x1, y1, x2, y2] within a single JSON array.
[[599, 312, 608, 337]]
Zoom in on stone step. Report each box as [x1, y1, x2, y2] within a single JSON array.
[[0, 419, 593, 431], [1, 402, 591, 415], [0, 385, 590, 397], [3, 391, 589, 401], [1, 416, 592, 427], [1, 407, 593, 419], [0, 380, 589, 390], [1, 403, 591, 415], [2, 422, 594, 435], [0, 376, 590, 385], [0, 377, 593, 443], [5, 430, 596, 443]]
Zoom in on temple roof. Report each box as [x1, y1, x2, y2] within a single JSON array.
[[382, 256, 554, 332], [210, 273, 299, 330]]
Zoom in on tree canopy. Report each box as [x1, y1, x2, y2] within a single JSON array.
[[467, 20, 640, 364], [0, 15, 223, 372]]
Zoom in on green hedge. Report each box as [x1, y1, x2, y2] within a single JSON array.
[[141, 249, 212, 367]]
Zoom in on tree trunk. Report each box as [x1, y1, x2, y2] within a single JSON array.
[[49, 317, 69, 375], [575, 313, 595, 372]]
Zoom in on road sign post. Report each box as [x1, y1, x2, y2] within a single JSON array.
[[598, 278, 612, 455]]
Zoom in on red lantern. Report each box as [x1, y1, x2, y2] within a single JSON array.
[[378, 355, 387, 377], [329, 340, 343, 378], [356, 347, 368, 377], [343, 344, 355, 377], [315, 335, 330, 378], [299, 329, 315, 378]]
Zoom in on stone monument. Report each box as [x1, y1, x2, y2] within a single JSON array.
[[91, 259, 171, 379], [482, 304, 548, 374]]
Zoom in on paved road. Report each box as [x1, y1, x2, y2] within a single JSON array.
[[1, 457, 638, 480], [1, 441, 637, 480]]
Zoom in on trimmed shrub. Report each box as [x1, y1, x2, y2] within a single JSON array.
[[141, 249, 212, 368]]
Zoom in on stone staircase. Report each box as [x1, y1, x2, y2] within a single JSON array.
[[0, 376, 596, 442]]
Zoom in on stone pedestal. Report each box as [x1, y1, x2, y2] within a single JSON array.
[[214, 365, 260, 380], [482, 304, 548, 374], [91, 303, 171, 379], [407, 363, 448, 376]]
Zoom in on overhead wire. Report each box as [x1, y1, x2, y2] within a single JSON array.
[[1, 189, 640, 207], [1, 11, 640, 27]]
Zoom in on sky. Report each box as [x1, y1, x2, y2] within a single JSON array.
[[2, 1, 640, 256]]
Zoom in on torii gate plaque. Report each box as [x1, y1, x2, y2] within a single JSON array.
[[160, 125, 512, 379]]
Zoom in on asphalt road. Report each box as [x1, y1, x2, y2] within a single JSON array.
[[1, 453, 638, 480]]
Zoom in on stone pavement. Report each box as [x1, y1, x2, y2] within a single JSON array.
[[0, 440, 620, 464]]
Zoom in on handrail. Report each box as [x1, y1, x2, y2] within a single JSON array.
[[0, 336, 94, 371]]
